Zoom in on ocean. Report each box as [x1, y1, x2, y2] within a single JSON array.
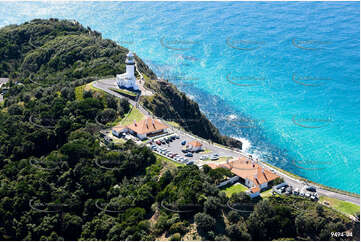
[[0, 1, 359, 194]]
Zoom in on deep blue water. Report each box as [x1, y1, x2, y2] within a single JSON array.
[[0, 1, 359, 193]]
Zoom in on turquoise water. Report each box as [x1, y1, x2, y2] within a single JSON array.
[[0, 1, 359, 193]]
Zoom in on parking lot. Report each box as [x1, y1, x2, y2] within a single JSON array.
[[273, 182, 319, 201], [145, 129, 237, 165]]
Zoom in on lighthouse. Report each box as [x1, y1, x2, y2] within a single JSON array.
[[116, 51, 138, 90], [125, 52, 135, 80]]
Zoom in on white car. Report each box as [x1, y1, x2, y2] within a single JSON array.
[[293, 188, 299, 195], [200, 155, 208, 160]]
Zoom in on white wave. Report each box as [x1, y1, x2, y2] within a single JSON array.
[[227, 114, 238, 121], [186, 94, 195, 100], [232, 136, 251, 153]]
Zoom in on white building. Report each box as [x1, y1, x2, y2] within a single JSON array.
[[116, 52, 139, 90], [112, 117, 169, 140], [188, 140, 203, 152]]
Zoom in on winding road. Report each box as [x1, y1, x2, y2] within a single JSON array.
[[93, 77, 360, 207]]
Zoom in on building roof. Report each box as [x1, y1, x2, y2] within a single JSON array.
[[126, 117, 168, 135], [112, 125, 128, 132], [206, 163, 219, 169], [208, 157, 279, 186], [250, 186, 261, 193], [189, 140, 202, 147]]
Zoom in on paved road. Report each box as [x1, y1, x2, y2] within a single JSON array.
[[93, 78, 360, 206]]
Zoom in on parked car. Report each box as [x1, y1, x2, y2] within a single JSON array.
[[293, 188, 299, 195], [305, 186, 316, 193], [185, 153, 193, 157], [210, 156, 219, 160], [181, 140, 186, 145], [174, 135, 180, 139], [181, 149, 188, 153], [200, 155, 208, 160], [285, 186, 292, 195], [186, 161, 194, 165], [156, 140, 161, 145]]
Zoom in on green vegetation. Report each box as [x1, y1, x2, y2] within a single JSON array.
[[119, 105, 145, 126], [110, 87, 138, 97], [140, 79, 243, 149], [260, 189, 273, 198], [75, 84, 85, 100], [223, 183, 249, 197], [319, 196, 360, 216], [155, 154, 185, 168], [0, 19, 358, 241]]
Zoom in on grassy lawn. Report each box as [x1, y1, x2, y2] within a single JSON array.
[[119, 107, 145, 126], [88, 82, 107, 95], [75, 82, 107, 101], [260, 189, 274, 198], [319, 196, 360, 216], [75, 85, 85, 100], [222, 183, 249, 197], [155, 154, 184, 167], [110, 87, 138, 97]]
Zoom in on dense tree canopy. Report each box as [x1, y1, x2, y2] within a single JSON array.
[[0, 19, 357, 241]]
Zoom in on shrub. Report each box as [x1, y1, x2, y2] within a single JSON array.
[[170, 233, 181, 241]]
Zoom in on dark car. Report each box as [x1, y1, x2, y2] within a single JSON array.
[[186, 161, 194, 165], [185, 153, 193, 157], [306, 186, 316, 192], [181, 140, 186, 145]]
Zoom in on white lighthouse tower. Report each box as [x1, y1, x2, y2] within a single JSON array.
[[116, 51, 138, 90], [125, 52, 135, 80]]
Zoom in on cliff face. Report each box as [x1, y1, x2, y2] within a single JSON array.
[[0, 18, 241, 149], [141, 79, 242, 149]]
